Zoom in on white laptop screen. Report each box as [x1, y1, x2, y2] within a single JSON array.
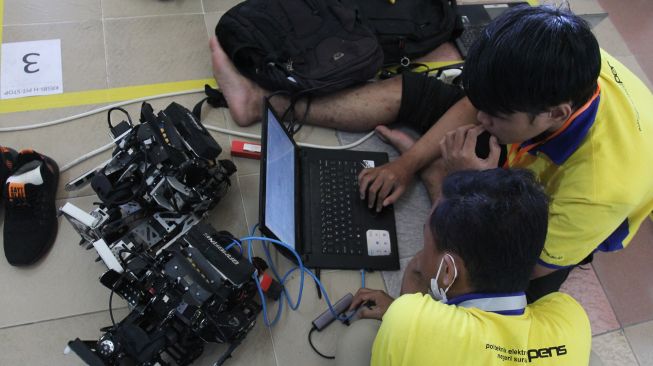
[[264, 108, 297, 250]]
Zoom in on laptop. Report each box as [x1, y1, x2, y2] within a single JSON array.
[[455, 2, 529, 58], [258, 101, 400, 270]]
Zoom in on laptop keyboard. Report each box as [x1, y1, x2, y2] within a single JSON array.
[[318, 159, 365, 256]]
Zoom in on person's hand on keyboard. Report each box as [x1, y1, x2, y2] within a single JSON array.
[[358, 159, 413, 212]]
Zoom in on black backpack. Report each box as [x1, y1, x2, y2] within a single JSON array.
[[349, 0, 462, 66], [216, 0, 384, 96]]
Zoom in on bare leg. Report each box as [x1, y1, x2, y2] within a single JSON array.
[[415, 42, 461, 63], [209, 37, 267, 126], [210, 37, 460, 130], [376, 126, 447, 202]]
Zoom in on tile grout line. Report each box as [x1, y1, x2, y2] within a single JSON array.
[[584, 263, 639, 361], [620, 317, 653, 330], [103, 12, 204, 22], [590, 263, 625, 328], [267, 325, 282, 366], [591, 325, 642, 366], [621, 326, 643, 366], [232, 117, 252, 234], [100, 0, 110, 90], [3, 20, 90, 28]]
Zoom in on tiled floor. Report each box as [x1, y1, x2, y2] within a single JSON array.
[[597, 0, 653, 86], [0, 0, 652, 365]]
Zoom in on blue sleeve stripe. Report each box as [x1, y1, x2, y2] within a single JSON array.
[[537, 258, 573, 270], [597, 218, 629, 252]]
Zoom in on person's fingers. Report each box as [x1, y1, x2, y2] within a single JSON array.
[[439, 138, 449, 160], [358, 306, 382, 320], [358, 169, 374, 200], [462, 126, 481, 155], [350, 288, 375, 310], [353, 288, 374, 297], [486, 135, 501, 166], [452, 125, 475, 152], [382, 185, 405, 207], [453, 126, 468, 151], [375, 181, 395, 212], [367, 176, 386, 209], [444, 130, 455, 154]]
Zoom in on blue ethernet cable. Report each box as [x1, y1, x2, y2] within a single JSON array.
[[242, 225, 364, 327]]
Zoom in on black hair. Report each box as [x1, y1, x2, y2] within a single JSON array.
[[430, 169, 549, 293], [462, 5, 601, 116]]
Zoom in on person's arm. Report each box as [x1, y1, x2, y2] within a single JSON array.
[[400, 98, 481, 175], [359, 97, 479, 210], [531, 263, 557, 279]]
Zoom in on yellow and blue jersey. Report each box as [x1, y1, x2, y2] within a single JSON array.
[[506, 50, 653, 268], [371, 292, 591, 366]]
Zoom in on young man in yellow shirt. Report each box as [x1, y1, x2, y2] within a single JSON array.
[[212, 5, 653, 300], [335, 169, 591, 366]]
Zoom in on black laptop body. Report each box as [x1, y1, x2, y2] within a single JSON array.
[[455, 2, 528, 58], [259, 103, 400, 270]]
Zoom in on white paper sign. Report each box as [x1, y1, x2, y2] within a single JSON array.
[[1, 39, 63, 99]]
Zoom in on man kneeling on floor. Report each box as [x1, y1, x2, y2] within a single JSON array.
[[335, 168, 590, 366]]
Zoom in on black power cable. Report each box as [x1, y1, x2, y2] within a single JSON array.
[[308, 327, 335, 360]]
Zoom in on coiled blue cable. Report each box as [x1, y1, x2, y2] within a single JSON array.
[[241, 225, 358, 327]]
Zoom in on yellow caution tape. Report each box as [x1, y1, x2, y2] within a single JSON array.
[[0, 79, 217, 114], [0, 0, 219, 114]]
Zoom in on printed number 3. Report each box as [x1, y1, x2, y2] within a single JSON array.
[[23, 53, 40, 73]]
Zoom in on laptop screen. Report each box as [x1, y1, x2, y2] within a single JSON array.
[[264, 108, 297, 250], [484, 4, 512, 20]]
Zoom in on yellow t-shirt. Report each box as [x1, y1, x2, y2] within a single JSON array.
[[507, 50, 653, 267], [371, 292, 590, 366]]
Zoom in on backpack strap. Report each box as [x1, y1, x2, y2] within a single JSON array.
[[449, 0, 464, 41], [380, 60, 463, 79], [140, 102, 157, 124], [192, 84, 229, 120]]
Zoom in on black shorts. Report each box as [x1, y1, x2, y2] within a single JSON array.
[[397, 71, 466, 134], [396, 71, 506, 163]]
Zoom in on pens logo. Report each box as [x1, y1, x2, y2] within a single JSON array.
[[527, 345, 567, 362], [203, 233, 240, 266]]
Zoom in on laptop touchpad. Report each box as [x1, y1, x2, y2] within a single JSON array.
[[367, 230, 392, 256]]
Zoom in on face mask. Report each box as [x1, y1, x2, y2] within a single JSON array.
[[430, 253, 458, 303]]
